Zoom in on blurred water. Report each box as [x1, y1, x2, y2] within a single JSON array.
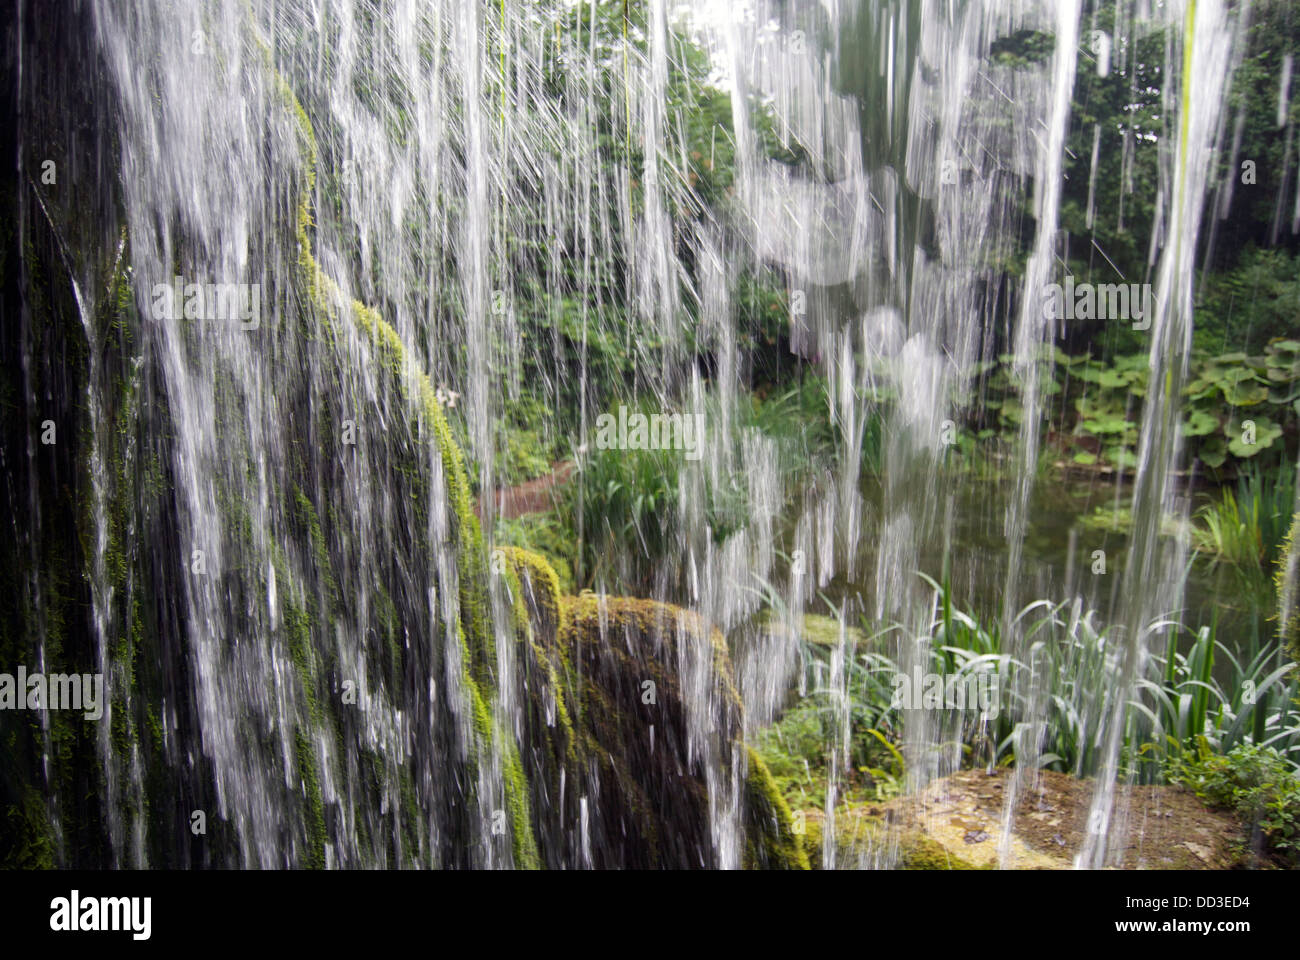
[[67, 0, 1243, 868]]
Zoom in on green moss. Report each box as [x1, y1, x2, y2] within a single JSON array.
[[464, 674, 541, 870], [275, 65, 548, 871], [291, 485, 339, 612], [792, 805, 983, 870], [266, 53, 819, 871], [558, 593, 761, 866], [744, 746, 810, 870], [765, 611, 868, 649], [1, 789, 56, 869], [144, 705, 164, 756], [282, 601, 322, 728], [493, 513, 576, 595], [295, 730, 327, 869], [498, 547, 582, 789], [560, 594, 741, 708], [499, 547, 561, 624], [898, 832, 981, 870]]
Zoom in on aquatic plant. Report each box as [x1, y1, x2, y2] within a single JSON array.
[[759, 581, 1300, 802]]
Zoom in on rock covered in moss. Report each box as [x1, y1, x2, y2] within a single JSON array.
[[744, 746, 810, 870], [556, 594, 737, 867], [488, 548, 808, 868]]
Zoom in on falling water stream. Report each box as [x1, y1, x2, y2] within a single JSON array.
[[6, 0, 1254, 868]]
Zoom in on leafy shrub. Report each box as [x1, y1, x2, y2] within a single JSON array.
[[952, 345, 1299, 474], [563, 384, 840, 592], [571, 439, 680, 591], [493, 512, 577, 595], [1197, 249, 1300, 354], [1167, 742, 1300, 866]]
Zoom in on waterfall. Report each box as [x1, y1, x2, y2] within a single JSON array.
[[1079, 0, 1241, 870], [2, 0, 1265, 871]]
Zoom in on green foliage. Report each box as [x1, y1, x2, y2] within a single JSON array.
[[1167, 741, 1300, 866], [745, 376, 839, 479], [989, 30, 1055, 68], [735, 271, 800, 386], [493, 511, 577, 595], [1206, 1, 1300, 269], [754, 685, 906, 810], [489, 390, 563, 485], [1057, 0, 1299, 354], [565, 408, 682, 592], [1194, 462, 1295, 574], [1181, 346, 1295, 467], [499, 425, 554, 484], [1197, 249, 1300, 354], [1019, 0, 1300, 371], [1058, 3, 1167, 313], [503, 1, 812, 454], [759, 581, 1300, 807], [1274, 505, 1300, 663], [743, 746, 811, 870], [953, 345, 1299, 474], [562, 383, 838, 592], [0, 790, 56, 869]]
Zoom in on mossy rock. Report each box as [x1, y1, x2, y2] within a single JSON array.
[[550, 594, 806, 868], [762, 611, 869, 649], [898, 832, 982, 870], [493, 547, 584, 868], [744, 746, 810, 870], [793, 805, 980, 869], [499, 546, 562, 634]]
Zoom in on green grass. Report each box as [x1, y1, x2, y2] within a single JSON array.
[[1194, 462, 1295, 573]]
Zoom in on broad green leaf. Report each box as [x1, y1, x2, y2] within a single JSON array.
[[1226, 416, 1282, 458], [1223, 381, 1268, 406], [1081, 416, 1132, 436], [1180, 408, 1218, 437]]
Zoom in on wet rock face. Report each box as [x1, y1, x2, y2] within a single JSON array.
[[502, 551, 806, 869], [2, 0, 805, 865], [0, 0, 135, 868], [499, 547, 740, 868], [560, 595, 740, 869]]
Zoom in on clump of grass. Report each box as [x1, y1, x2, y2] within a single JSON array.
[[746, 375, 839, 476], [1194, 462, 1294, 570]]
